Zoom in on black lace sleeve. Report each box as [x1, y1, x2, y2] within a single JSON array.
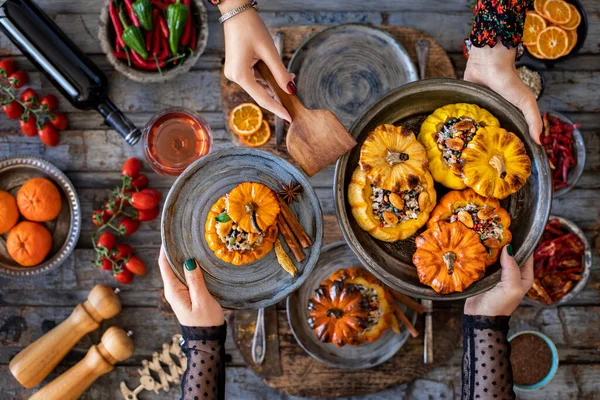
[[470, 0, 532, 49], [462, 315, 515, 400], [180, 323, 227, 400]]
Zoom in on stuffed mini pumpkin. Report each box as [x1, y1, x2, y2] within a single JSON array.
[[205, 196, 278, 266], [427, 189, 512, 266], [461, 126, 531, 199], [418, 103, 500, 189], [307, 267, 400, 347], [348, 167, 436, 242], [359, 124, 429, 193], [226, 182, 280, 233], [413, 221, 488, 294]]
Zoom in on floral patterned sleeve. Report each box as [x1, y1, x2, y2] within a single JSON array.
[[470, 0, 532, 49], [180, 323, 227, 400], [462, 315, 515, 400]]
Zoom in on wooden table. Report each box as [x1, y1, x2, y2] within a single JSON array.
[[0, 1, 598, 399]]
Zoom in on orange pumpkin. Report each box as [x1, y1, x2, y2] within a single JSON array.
[[7, 221, 53, 267], [413, 222, 488, 294], [226, 182, 280, 233], [205, 196, 278, 266], [427, 189, 512, 266], [307, 267, 399, 347]]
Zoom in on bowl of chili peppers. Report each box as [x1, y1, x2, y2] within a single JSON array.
[[98, 0, 208, 83], [525, 216, 592, 307], [541, 110, 586, 198]]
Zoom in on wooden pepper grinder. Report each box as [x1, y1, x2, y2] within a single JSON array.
[[29, 327, 134, 400], [9, 284, 122, 388]]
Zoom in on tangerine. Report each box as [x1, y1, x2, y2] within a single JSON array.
[[7, 221, 52, 266], [16, 177, 62, 222], [0, 190, 19, 234]]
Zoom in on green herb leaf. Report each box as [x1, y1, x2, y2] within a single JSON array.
[[215, 212, 231, 223]]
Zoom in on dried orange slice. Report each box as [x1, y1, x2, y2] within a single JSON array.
[[534, 0, 549, 15], [558, 3, 581, 30], [526, 42, 546, 59], [239, 120, 271, 147], [565, 29, 578, 54], [524, 12, 547, 46], [229, 103, 263, 136], [543, 0, 572, 25], [537, 26, 569, 59]]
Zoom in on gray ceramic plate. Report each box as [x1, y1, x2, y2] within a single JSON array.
[[0, 156, 81, 278], [287, 241, 417, 369], [288, 23, 418, 129], [335, 79, 552, 300], [523, 216, 592, 307], [543, 111, 586, 198], [162, 148, 323, 309]]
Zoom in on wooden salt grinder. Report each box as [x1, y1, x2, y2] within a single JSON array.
[[9, 284, 122, 388], [29, 327, 134, 400]]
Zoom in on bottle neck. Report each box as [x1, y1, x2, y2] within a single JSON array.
[[97, 99, 141, 146]]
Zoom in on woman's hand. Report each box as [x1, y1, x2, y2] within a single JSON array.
[[219, 0, 295, 122], [158, 246, 224, 327], [464, 45, 543, 145], [464, 245, 534, 317]]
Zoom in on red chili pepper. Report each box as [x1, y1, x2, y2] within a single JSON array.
[[109, 1, 126, 50], [152, 9, 161, 56], [131, 48, 165, 70], [113, 50, 128, 60], [158, 14, 169, 38], [190, 23, 196, 50], [181, 0, 192, 46], [145, 30, 153, 51], [160, 32, 169, 59], [124, 0, 141, 27], [151, 0, 168, 10]]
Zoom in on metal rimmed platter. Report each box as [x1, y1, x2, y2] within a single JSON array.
[[0, 156, 81, 278], [335, 79, 552, 300], [287, 241, 417, 369], [288, 23, 418, 129], [162, 148, 323, 309]]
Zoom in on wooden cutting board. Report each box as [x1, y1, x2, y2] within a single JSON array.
[[220, 25, 457, 159]]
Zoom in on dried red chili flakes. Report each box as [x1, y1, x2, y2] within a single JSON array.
[[541, 113, 580, 192], [527, 220, 585, 304]]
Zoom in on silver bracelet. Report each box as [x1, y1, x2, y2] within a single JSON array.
[[218, 1, 258, 24]]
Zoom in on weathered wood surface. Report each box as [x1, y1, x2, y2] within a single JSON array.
[[0, 0, 599, 398]]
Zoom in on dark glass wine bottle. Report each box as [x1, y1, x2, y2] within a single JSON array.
[[0, 0, 140, 145]]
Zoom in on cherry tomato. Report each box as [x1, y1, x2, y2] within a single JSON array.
[[96, 232, 117, 251], [0, 58, 16, 77], [19, 88, 38, 108], [137, 206, 160, 221], [124, 256, 147, 276], [3, 101, 24, 119], [130, 191, 159, 210], [131, 174, 148, 190], [119, 189, 133, 207], [115, 243, 134, 260], [19, 115, 37, 137], [104, 199, 121, 216], [40, 94, 59, 111], [141, 188, 162, 203], [122, 157, 142, 178], [114, 268, 133, 284], [8, 70, 28, 88], [49, 111, 68, 130], [92, 209, 109, 226], [38, 124, 60, 147], [118, 217, 140, 236], [100, 257, 113, 271]]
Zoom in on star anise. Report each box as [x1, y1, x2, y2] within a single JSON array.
[[278, 180, 302, 204]]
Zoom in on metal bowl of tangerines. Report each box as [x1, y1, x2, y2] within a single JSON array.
[[523, 0, 587, 63], [0, 156, 81, 278]]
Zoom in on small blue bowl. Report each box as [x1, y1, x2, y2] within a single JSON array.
[[508, 331, 559, 391]]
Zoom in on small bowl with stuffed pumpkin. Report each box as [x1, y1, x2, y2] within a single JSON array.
[[335, 79, 551, 300]]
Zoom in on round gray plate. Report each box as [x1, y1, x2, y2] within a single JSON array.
[[335, 79, 552, 300], [287, 241, 417, 369], [0, 156, 81, 279], [288, 23, 418, 129], [162, 148, 323, 309]]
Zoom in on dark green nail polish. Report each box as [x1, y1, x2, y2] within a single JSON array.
[[184, 259, 197, 271], [506, 244, 514, 257]]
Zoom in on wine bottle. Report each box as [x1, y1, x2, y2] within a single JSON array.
[[0, 0, 140, 145]]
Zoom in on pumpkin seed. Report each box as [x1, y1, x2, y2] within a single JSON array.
[[457, 210, 474, 228], [389, 193, 404, 210]]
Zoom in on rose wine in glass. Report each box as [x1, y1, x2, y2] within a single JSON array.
[[143, 108, 212, 175]]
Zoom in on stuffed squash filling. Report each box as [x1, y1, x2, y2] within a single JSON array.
[[436, 117, 481, 169], [447, 203, 504, 247], [357, 284, 383, 331], [370, 184, 423, 226], [216, 220, 265, 252]]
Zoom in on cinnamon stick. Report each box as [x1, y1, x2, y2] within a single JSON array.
[[394, 307, 419, 338], [277, 198, 312, 248], [391, 290, 425, 314], [277, 214, 305, 262]]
